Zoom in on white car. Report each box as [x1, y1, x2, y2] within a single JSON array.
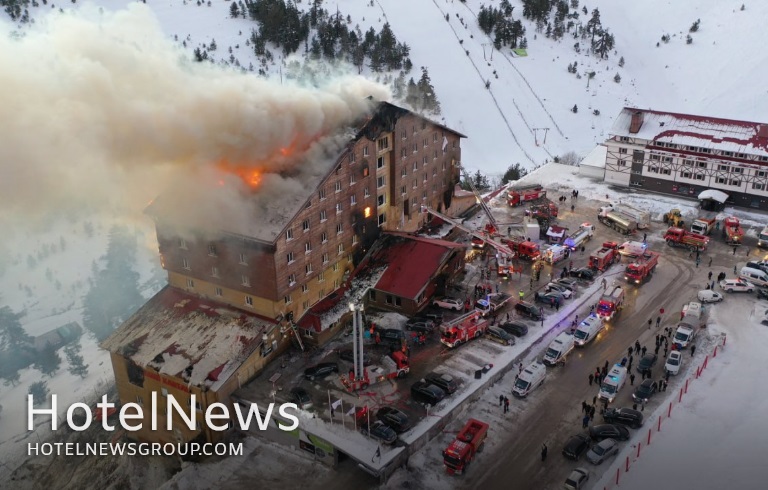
[[719, 279, 754, 293], [665, 351, 683, 375], [545, 283, 573, 299], [564, 467, 589, 489], [431, 297, 463, 311], [697, 290, 724, 303]]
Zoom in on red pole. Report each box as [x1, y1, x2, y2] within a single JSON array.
[[696, 366, 701, 378], [668, 402, 672, 417], [658, 416, 662, 431], [616, 467, 620, 485], [637, 441, 642, 458], [626, 455, 630, 472], [685, 378, 689, 394], [713, 346, 718, 358], [647, 428, 651, 445], [723, 334, 727, 346], [679, 388, 683, 402], [703, 356, 708, 369]]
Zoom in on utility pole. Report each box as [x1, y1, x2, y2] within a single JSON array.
[[532, 128, 550, 146]]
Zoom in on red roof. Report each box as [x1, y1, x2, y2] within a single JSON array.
[[373, 233, 465, 299]]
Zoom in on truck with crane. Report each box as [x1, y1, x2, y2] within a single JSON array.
[[507, 185, 547, 207], [528, 201, 559, 219], [598, 203, 651, 229], [722, 217, 744, 245], [442, 419, 489, 475], [341, 351, 410, 391], [598, 211, 637, 235], [624, 251, 660, 284], [500, 237, 541, 261], [440, 310, 490, 348], [690, 217, 717, 236], [563, 222, 595, 250], [588, 242, 621, 271], [664, 227, 710, 251]]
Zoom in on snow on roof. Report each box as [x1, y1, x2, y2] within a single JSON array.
[[579, 144, 607, 168], [317, 266, 388, 330], [698, 189, 729, 203], [611, 108, 768, 157], [101, 286, 275, 391]]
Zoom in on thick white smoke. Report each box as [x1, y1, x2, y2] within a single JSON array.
[[0, 3, 389, 235]]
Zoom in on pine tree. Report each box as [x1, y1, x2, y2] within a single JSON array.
[[689, 19, 700, 32], [65, 344, 89, 379], [229, 2, 239, 18], [28, 381, 49, 406], [502, 163, 528, 184], [34, 344, 62, 378], [0, 306, 32, 350], [572, 104, 578, 113], [614, 73, 621, 83], [618, 56, 625, 67]]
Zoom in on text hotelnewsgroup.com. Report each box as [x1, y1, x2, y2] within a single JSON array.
[[28, 442, 244, 457]]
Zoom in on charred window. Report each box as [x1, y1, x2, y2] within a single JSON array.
[[126, 360, 145, 388]]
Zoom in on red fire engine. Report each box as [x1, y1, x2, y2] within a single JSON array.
[[442, 419, 489, 475]]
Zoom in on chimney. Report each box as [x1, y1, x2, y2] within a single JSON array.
[[757, 124, 768, 139], [629, 110, 644, 134]]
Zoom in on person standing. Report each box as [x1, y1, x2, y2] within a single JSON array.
[[630, 373, 635, 386], [504, 397, 510, 414], [541, 444, 548, 462], [499, 394, 504, 407], [588, 373, 594, 386], [709, 257, 713, 267], [656, 316, 661, 328], [641, 345, 647, 356], [627, 346, 633, 358], [691, 345, 697, 356], [582, 414, 590, 428], [708, 271, 713, 281]]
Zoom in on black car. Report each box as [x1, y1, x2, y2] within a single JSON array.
[[569, 267, 595, 280], [360, 420, 397, 445], [411, 380, 446, 406], [376, 406, 412, 433], [499, 321, 529, 337], [636, 353, 658, 373], [485, 326, 515, 346], [304, 362, 339, 381], [405, 319, 434, 333], [602, 408, 644, 429], [632, 378, 658, 403], [422, 312, 445, 324], [338, 350, 371, 366], [758, 287, 768, 300], [376, 328, 408, 347], [562, 434, 591, 460], [515, 301, 543, 320], [589, 424, 630, 442], [533, 291, 563, 307], [424, 371, 460, 394], [289, 387, 313, 410]]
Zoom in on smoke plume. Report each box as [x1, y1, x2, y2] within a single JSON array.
[[0, 3, 390, 235]]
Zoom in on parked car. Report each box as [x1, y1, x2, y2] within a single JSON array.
[[515, 301, 543, 320], [499, 321, 529, 337], [588, 424, 630, 442], [289, 387, 313, 410], [421, 312, 445, 324], [405, 320, 434, 333], [746, 261, 768, 274], [485, 326, 515, 346], [758, 288, 768, 300], [410, 380, 446, 406], [555, 278, 579, 290], [719, 278, 754, 293], [534, 291, 564, 307], [632, 378, 658, 403], [338, 350, 371, 366], [636, 353, 658, 373], [562, 434, 591, 460], [431, 297, 464, 311], [602, 408, 644, 429], [545, 282, 573, 298], [360, 420, 397, 445], [697, 290, 724, 303], [376, 328, 408, 347], [376, 407, 412, 433], [586, 438, 619, 465], [424, 371, 460, 394], [564, 467, 590, 490], [304, 362, 339, 381], [569, 267, 595, 280], [665, 351, 683, 376]]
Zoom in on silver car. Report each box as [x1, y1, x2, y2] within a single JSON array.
[[564, 467, 589, 489], [586, 438, 619, 465]]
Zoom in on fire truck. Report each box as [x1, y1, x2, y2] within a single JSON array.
[[442, 419, 489, 475], [690, 217, 717, 236], [588, 242, 621, 271], [342, 351, 410, 391], [722, 217, 744, 245], [624, 251, 660, 284], [440, 311, 490, 348], [507, 186, 547, 207], [664, 227, 709, 251], [563, 222, 595, 250], [596, 285, 624, 320], [500, 236, 541, 261], [528, 201, 559, 219]]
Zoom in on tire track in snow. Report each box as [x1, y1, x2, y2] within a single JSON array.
[[457, 1, 567, 140], [424, 0, 536, 164]]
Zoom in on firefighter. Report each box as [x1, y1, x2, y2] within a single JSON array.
[[519, 290, 525, 301]]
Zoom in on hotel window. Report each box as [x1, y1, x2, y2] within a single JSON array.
[[619, 148, 628, 154], [349, 152, 356, 164], [423, 172, 428, 182], [301, 284, 309, 293], [284, 295, 292, 305], [322, 253, 329, 264], [287, 252, 295, 264], [377, 156, 385, 169], [662, 156, 672, 163], [332, 262, 339, 272], [320, 210, 327, 222], [338, 243, 344, 254], [433, 150, 438, 160], [302, 219, 310, 232], [136, 396, 144, 406], [178, 238, 188, 249], [422, 156, 428, 165], [215, 287, 223, 297], [661, 168, 671, 175], [695, 174, 705, 181], [239, 253, 248, 265], [423, 138, 428, 148], [620, 137, 629, 142], [334, 279, 340, 288], [363, 146, 369, 157], [349, 174, 356, 185], [352, 235, 358, 245], [681, 172, 692, 178], [364, 187, 371, 197], [336, 203, 343, 214], [697, 162, 707, 169], [422, 191, 427, 201], [401, 186, 407, 195], [305, 242, 312, 254], [211, 266, 219, 278], [305, 263, 313, 275], [318, 271, 325, 282], [401, 167, 407, 177], [182, 258, 190, 270], [617, 160, 627, 167], [286, 228, 294, 240], [378, 213, 386, 226], [723, 151, 734, 157], [412, 179, 418, 189], [321, 232, 328, 244], [752, 183, 765, 190], [718, 164, 729, 171], [302, 300, 310, 310], [336, 223, 343, 235], [245, 296, 253, 306], [412, 143, 417, 153], [186, 279, 195, 289], [319, 188, 326, 200], [378, 194, 386, 206], [757, 171, 767, 177], [335, 181, 342, 193], [288, 274, 296, 286], [208, 243, 217, 256], [650, 154, 660, 161], [377, 176, 386, 188], [730, 180, 741, 186], [350, 194, 357, 205], [241, 275, 251, 287], [400, 148, 407, 159], [377, 137, 389, 151], [732, 167, 743, 174], [715, 177, 726, 184], [412, 161, 418, 172], [683, 159, 694, 166], [401, 130, 407, 140]]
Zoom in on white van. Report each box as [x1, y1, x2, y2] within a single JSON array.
[[512, 361, 546, 397], [598, 364, 627, 403], [681, 302, 705, 326], [573, 314, 605, 346], [542, 332, 575, 366], [618, 241, 648, 257], [740, 267, 768, 287], [673, 324, 696, 349]]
